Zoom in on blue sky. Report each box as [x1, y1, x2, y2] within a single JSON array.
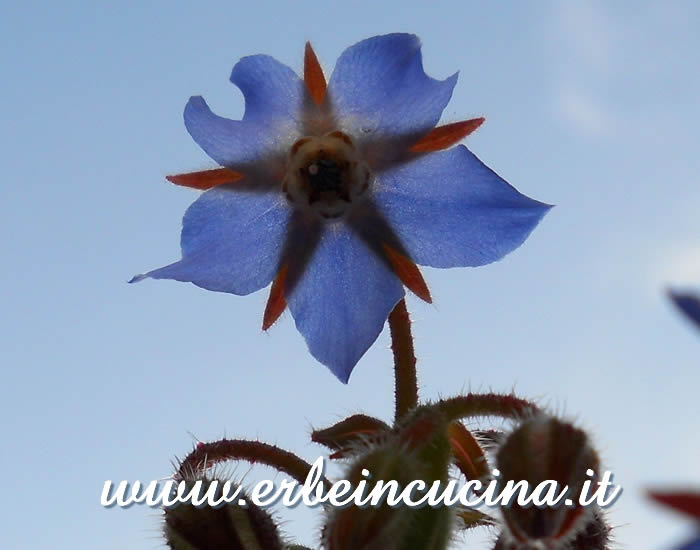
[[2, 1, 699, 548]]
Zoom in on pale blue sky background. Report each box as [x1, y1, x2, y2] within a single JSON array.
[[2, 1, 699, 548]]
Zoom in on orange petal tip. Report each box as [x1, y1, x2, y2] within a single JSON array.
[[382, 244, 432, 303], [304, 42, 327, 107], [262, 265, 288, 330], [166, 168, 244, 190], [409, 118, 486, 153]]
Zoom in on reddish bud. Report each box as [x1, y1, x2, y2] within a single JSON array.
[[164, 474, 283, 550], [493, 509, 611, 550], [495, 415, 604, 547], [311, 414, 389, 458]]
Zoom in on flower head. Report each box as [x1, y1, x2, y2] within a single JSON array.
[[132, 34, 551, 382]]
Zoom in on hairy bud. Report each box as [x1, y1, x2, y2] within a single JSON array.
[[493, 509, 611, 550], [494, 415, 608, 548], [164, 475, 283, 550], [322, 406, 453, 550]]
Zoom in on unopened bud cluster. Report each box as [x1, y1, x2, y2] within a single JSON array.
[[161, 409, 612, 550]]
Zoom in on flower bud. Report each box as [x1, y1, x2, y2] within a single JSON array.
[[492, 509, 611, 550], [164, 475, 283, 550], [322, 407, 453, 550], [495, 415, 606, 548]]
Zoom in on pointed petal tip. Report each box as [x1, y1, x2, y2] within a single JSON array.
[[185, 95, 206, 112], [528, 199, 555, 222], [313, 352, 354, 384], [318, 351, 355, 385], [372, 146, 555, 269], [166, 168, 244, 190], [410, 282, 432, 304], [285, 223, 403, 385], [304, 41, 327, 106], [445, 70, 459, 91], [667, 287, 692, 302], [667, 288, 700, 327], [262, 265, 288, 331], [335, 368, 352, 385], [409, 117, 486, 153], [262, 311, 282, 331], [382, 244, 432, 303]]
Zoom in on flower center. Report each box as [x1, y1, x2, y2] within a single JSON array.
[[283, 131, 371, 220]]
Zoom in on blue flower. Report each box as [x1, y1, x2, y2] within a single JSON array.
[[669, 289, 700, 330], [132, 34, 551, 382]]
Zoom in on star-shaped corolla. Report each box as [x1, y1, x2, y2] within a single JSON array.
[[132, 34, 551, 382]]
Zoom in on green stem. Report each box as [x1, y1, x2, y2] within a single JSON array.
[[389, 299, 418, 424]]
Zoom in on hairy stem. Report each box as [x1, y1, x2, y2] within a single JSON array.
[[389, 299, 418, 424], [176, 439, 329, 487], [437, 393, 539, 423]]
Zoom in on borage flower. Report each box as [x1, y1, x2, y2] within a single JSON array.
[[132, 34, 550, 382]]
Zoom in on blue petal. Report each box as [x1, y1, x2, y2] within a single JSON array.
[[327, 34, 457, 156], [678, 536, 700, 550], [231, 55, 307, 126], [669, 290, 700, 330], [131, 187, 291, 295], [286, 223, 404, 383], [372, 146, 552, 268], [183, 97, 272, 169], [184, 55, 306, 169]]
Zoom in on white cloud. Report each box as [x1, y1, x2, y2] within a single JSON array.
[[556, 86, 612, 138], [549, 2, 616, 138], [652, 242, 700, 288]]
